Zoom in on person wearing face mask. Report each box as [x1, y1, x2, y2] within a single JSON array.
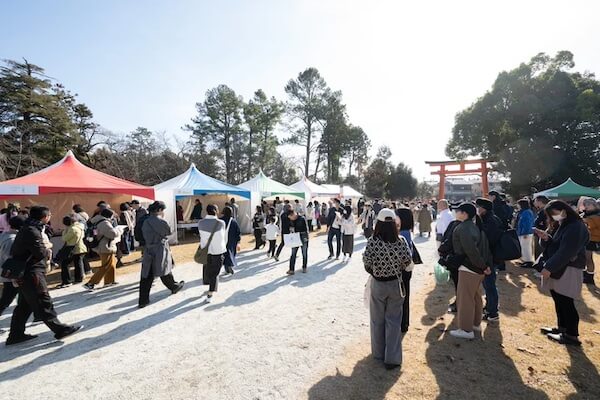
[[581, 198, 599, 285], [138, 201, 185, 308], [449, 202, 493, 340], [515, 198, 535, 268], [536, 200, 589, 346]]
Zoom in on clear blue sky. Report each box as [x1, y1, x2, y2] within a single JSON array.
[[2, 0, 600, 179]]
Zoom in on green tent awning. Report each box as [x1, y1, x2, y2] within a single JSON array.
[[533, 178, 600, 199], [238, 171, 305, 199]]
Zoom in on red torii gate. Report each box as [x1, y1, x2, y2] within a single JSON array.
[[425, 159, 492, 200]]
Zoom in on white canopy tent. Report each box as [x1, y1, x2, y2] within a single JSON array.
[[290, 177, 331, 203], [320, 184, 363, 201], [154, 164, 252, 243]]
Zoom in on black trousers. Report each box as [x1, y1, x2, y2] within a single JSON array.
[[307, 220, 314, 232], [139, 271, 178, 306], [401, 270, 412, 331], [450, 268, 459, 292], [550, 289, 579, 336], [253, 229, 264, 249], [60, 253, 85, 284], [327, 228, 342, 257], [9, 269, 72, 338], [268, 240, 277, 257], [203, 254, 223, 292], [0, 282, 19, 313], [275, 236, 285, 258]]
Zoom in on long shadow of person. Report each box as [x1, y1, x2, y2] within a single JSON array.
[[306, 356, 400, 400], [565, 345, 600, 399], [423, 282, 549, 400], [0, 295, 204, 381]]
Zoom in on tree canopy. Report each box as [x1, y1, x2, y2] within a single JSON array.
[[446, 51, 600, 196]]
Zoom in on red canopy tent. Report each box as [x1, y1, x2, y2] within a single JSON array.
[[0, 151, 154, 218]]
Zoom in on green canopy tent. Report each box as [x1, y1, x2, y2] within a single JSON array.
[[533, 178, 600, 199], [238, 170, 305, 217]]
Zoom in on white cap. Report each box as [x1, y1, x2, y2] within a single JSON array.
[[377, 208, 396, 222]]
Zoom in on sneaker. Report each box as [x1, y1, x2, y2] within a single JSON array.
[[171, 281, 185, 294], [138, 302, 149, 309], [519, 262, 534, 269], [104, 282, 119, 287], [547, 332, 581, 346], [302, 267, 307, 273], [540, 326, 565, 335], [274, 256, 279, 262], [335, 256, 340, 260], [327, 255, 333, 260], [206, 295, 213, 304], [449, 329, 475, 340], [54, 325, 83, 340], [286, 270, 295, 275], [6, 334, 38, 346], [483, 314, 500, 322], [472, 325, 482, 332], [447, 302, 457, 314], [116, 260, 124, 268], [384, 363, 401, 370], [57, 283, 72, 289], [583, 272, 595, 285], [83, 283, 95, 291]]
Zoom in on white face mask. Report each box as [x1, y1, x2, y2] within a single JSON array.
[[551, 213, 565, 222]]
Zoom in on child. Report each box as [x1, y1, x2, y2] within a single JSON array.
[[265, 217, 279, 258]]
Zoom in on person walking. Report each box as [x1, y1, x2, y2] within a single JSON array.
[[117, 202, 135, 268], [363, 208, 413, 370], [435, 199, 454, 246], [326, 199, 343, 260], [449, 203, 493, 340], [286, 209, 309, 275], [138, 201, 184, 308], [6, 206, 81, 345], [190, 199, 203, 220], [0, 216, 25, 316], [58, 216, 87, 287], [197, 205, 227, 303], [294, 199, 304, 216], [274, 204, 291, 262], [341, 205, 356, 262], [313, 201, 321, 230], [475, 198, 504, 322], [221, 206, 241, 275], [252, 206, 265, 250], [581, 198, 599, 285], [84, 208, 121, 291], [537, 200, 589, 346], [265, 217, 279, 258], [360, 202, 376, 239], [417, 204, 433, 237], [516, 198, 535, 268]]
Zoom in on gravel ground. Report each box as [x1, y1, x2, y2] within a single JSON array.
[[0, 229, 438, 400]]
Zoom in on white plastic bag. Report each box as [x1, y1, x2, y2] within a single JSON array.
[[363, 276, 372, 309]]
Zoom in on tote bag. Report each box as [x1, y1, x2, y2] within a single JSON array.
[[194, 221, 219, 265], [283, 232, 302, 248]]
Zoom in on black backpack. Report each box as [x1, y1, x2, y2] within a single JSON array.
[[84, 221, 102, 249], [134, 214, 149, 246], [494, 228, 522, 261]]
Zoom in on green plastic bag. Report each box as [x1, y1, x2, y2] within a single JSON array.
[[434, 263, 450, 284]]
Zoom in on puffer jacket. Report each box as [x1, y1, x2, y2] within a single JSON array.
[[452, 219, 492, 274], [62, 223, 88, 255], [90, 215, 121, 254]]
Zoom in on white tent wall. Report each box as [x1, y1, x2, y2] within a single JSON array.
[[157, 190, 252, 244]]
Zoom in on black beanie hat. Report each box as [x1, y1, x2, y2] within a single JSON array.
[[475, 197, 493, 211], [457, 202, 477, 219]]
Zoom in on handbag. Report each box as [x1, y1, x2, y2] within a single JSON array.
[[412, 243, 423, 265], [284, 232, 302, 248], [55, 245, 75, 263], [1, 256, 31, 280], [194, 221, 220, 265]]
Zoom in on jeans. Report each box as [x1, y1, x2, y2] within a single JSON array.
[[289, 241, 308, 271], [327, 228, 342, 257], [483, 264, 499, 317]]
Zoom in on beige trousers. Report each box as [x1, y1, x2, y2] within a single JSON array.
[[456, 270, 484, 332]]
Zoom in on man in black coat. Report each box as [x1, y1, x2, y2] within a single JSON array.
[[476, 198, 504, 321], [489, 191, 511, 229], [6, 206, 81, 346], [326, 199, 343, 260], [274, 203, 291, 262], [286, 209, 309, 274], [533, 195, 549, 259]]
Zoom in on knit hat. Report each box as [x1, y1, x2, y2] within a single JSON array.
[[377, 208, 397, 222], [475, 197, 493, 211], [456, 202, 477, 219]]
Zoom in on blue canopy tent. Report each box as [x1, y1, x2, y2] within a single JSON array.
[[154, 164, 251, 242]]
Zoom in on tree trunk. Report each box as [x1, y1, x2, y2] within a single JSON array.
[[247, 128, 254, 181], [305, 120, 312, 177]]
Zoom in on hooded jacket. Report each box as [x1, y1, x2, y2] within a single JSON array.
[[11, 218, 51, 272]]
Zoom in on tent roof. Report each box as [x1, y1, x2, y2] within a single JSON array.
[[0, 151, 154, 199], [533, 178, 600, 199], [238, 171, 305, 199], [290, 177, 330, 197], [321, 184, 363, 198], [154, 164, 250, 198]]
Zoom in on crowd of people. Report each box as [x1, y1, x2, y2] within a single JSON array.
[[362, 191, 599, 371]]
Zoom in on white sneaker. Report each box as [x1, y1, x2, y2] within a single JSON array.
[[472, 325, 482, 332], [206, 295, 212, 304], [449, 329, 475, 340]]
